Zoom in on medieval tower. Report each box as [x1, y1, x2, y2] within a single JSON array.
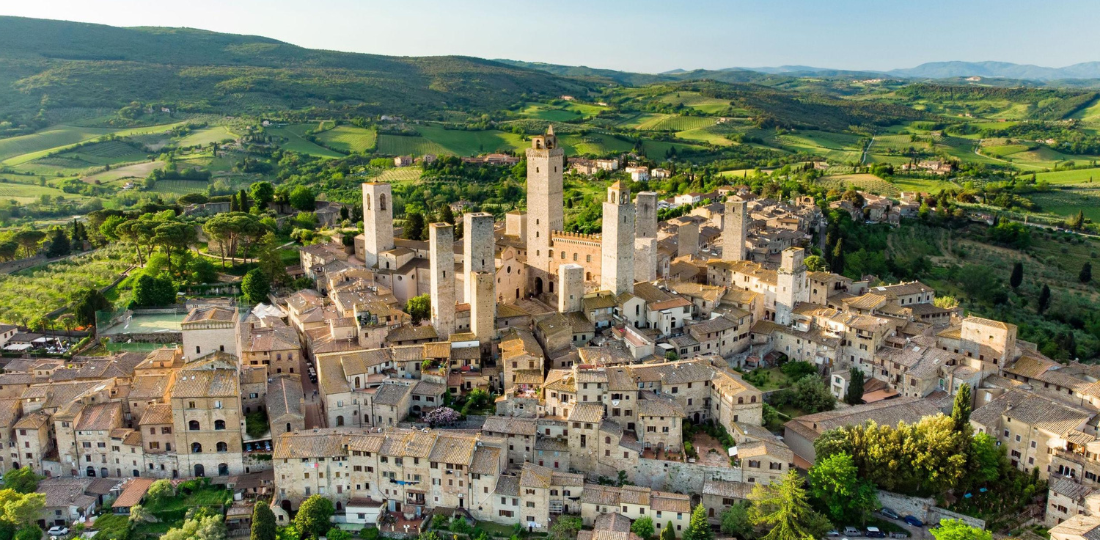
[[429, 223, 456, 338], [601, 181, 635, 295], [722, 199, 748, 262], [775, 247, 808, 326], [558, 264, 584, 313], [362, 182, 395, 268], [463, 212, 495, 302], [634, 191, 658, 239], [525, 126, 564, 296]]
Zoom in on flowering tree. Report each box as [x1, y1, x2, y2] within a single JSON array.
[[423, 407, 460, 427]]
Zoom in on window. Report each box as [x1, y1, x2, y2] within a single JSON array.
[[191, 442, 203, 453], [188, 420, 200, 431], [214, 420, 226, 430]]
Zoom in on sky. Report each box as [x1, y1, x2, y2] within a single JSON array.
[[1, 0, 1097, 73]]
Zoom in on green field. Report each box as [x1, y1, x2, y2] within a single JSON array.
[[889, 176, 957, 194], [558, 133, 634, 156], [518, 103, 582, 122], [268, 124, 343, 158], [374, 167, 423, 184], [634, 114, 716, 132], [315, 125, 378, 154], [1034, 167, 1100, 185], [0, 180, 84, 203], [376, 135, 449, 157], [656, 91, 732, 114], [0, 126, 113, 162], [85, 160, 164, 183], [149, 179, 214, 194], [981, 143, 1033, 157], [1031, 187, 1100, 221], [775, 130, 864, 162], [375, 126, 526, 157], [615, 113, 669, 130], [178, 126, 237, 147]]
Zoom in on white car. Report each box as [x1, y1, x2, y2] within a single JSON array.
[[48, 526, 69, 537]]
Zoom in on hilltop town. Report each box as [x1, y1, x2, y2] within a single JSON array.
[[0, 125, 1098, 540]]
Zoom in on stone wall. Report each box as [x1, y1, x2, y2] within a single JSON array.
[[876, 490, 986, 530], [626, 457, 742, 493], [0, 254, 45, 275]]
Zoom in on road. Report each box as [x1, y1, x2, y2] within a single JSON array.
[[297, 352, 326, 429], [860, 135, 876, 164]]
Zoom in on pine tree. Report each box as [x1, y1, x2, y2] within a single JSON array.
[[951, 383, 972, 433], [1010, 262, 1023, 289], [845, 368, 864, 406], [660, 522, 677, 540], [1037, 284, 1052, 314], [1080, 262, 1092, 284]]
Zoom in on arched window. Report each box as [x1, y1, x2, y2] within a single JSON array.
[[100, 468, 109, 478], [216, 442, 228, 453], [194, 464, 205, 477], [605, 437, 610, 444], [336, 416, 345, 427], [188, 420, 200, 431], [86, 466, 96, 477], [286, 423, 291, 433], [379, 194, 387, 211], [192, 442, 203, 453], [750, 396, 757, 403], [365, 194, 371, 211], [218, 463, 229, 476], [214, 420, 226, 430], [355, 376, 361, 389], [737, 397, 744, 404]]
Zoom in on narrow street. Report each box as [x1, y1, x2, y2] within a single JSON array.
[[297, 352, 326, 429]]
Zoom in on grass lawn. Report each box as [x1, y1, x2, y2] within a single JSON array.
[[315, 125, 378, 154], [415, 125, 526, 155], [656, 91, 732, 114], [84, 160, 164, 183], [776, 130, 864, 162], [776, 403, 807, 419], [517, 103, 582, 122], [0, 180, 86, 203], [559, 132, 635, 156], [374, 167, 423, 184], [889, 176, 957, 194]]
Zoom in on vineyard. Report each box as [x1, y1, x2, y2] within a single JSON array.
[[815, 173, 900, 196], [315, 126, 378, 154]]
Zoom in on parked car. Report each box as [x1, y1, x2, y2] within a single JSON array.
[[48, 526, 69, 537], [843, 527, 862, 537], [826, 531, 840, 538], [879, 507, 900, 520], [903, 516, 924, 527], [865, 527, 885, 538]]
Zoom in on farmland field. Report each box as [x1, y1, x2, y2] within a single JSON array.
[[518, 103, 581, 122], [1031, 187, 1100, 221], [268, 124, 343, 158], [315, 126, 377, 154], [0, 180, 84, 203], [178, 126, 237, 147], [0, 246, 132, 325], [376, 135, 449, 157], [84, 160, 164, 183], [776, 130, 864, 162], [1034, 167, 1100, 185], [815, 173, 900, 196], [656, 91, 732, 114], [414, 126, 526, 155], [149, 179, 214, 194], [559, 133, 634, 156], [0, 126, 113, 162], [634, 115, 716, 132], [374, 167, 423, 184]]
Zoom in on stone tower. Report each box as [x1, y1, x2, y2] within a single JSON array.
[[429, 223, 455, 338], [463, 212, 495, 301], [776, 247, 807, 326], [469, 271, 496, 345], [678, 221, 699, 259], [558, 264, 584, 313], [525, 126, 564, 296], [601, 182, 635, 295], [634, 237, 658, 283], [362, 182, 394, 268], [635, 191, 658, 239], [722, 199, 748, 262]]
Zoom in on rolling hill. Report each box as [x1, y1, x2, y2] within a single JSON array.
[[0, 16, 587, 122]]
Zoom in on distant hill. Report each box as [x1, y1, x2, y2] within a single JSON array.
[[886, 61, 1100, 81], [0, 16, 586, 122]]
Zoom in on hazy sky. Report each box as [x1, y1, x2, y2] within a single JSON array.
[[2, 0, 1097, 73]]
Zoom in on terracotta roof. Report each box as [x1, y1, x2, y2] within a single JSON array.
[[273, 429, 349, 459], [267, 376, 304, 420], [519, 463, 553, 488], [469, 446, 501, 475], [702, 478, 751, 499], [483, 416, 537, 436], [568, 403, 605, 423], [112, 478, 155, 508], [170, 369, 239, 398], [76, 401, 122, 432], [139, 403, 173, 425], [428, 433, 477, 465], [650, 491, 692, 513]]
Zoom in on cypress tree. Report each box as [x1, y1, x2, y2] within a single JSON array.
[[845, 368, 864, 406], [1037, 284, 1052, 314], [1080, 262, 1092, 284], [951, 383, 972, 432], [1010, 262, 1023, 289], [251, 502, 276, 540]]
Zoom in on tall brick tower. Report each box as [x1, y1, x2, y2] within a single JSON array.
[[525, 126, 564, 296], [634, 191, 658, 239], [601, 181, 635, 295], [362, 182, 394, 268], [429, 223, 455, 338], [722, 199, 748, 262]]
